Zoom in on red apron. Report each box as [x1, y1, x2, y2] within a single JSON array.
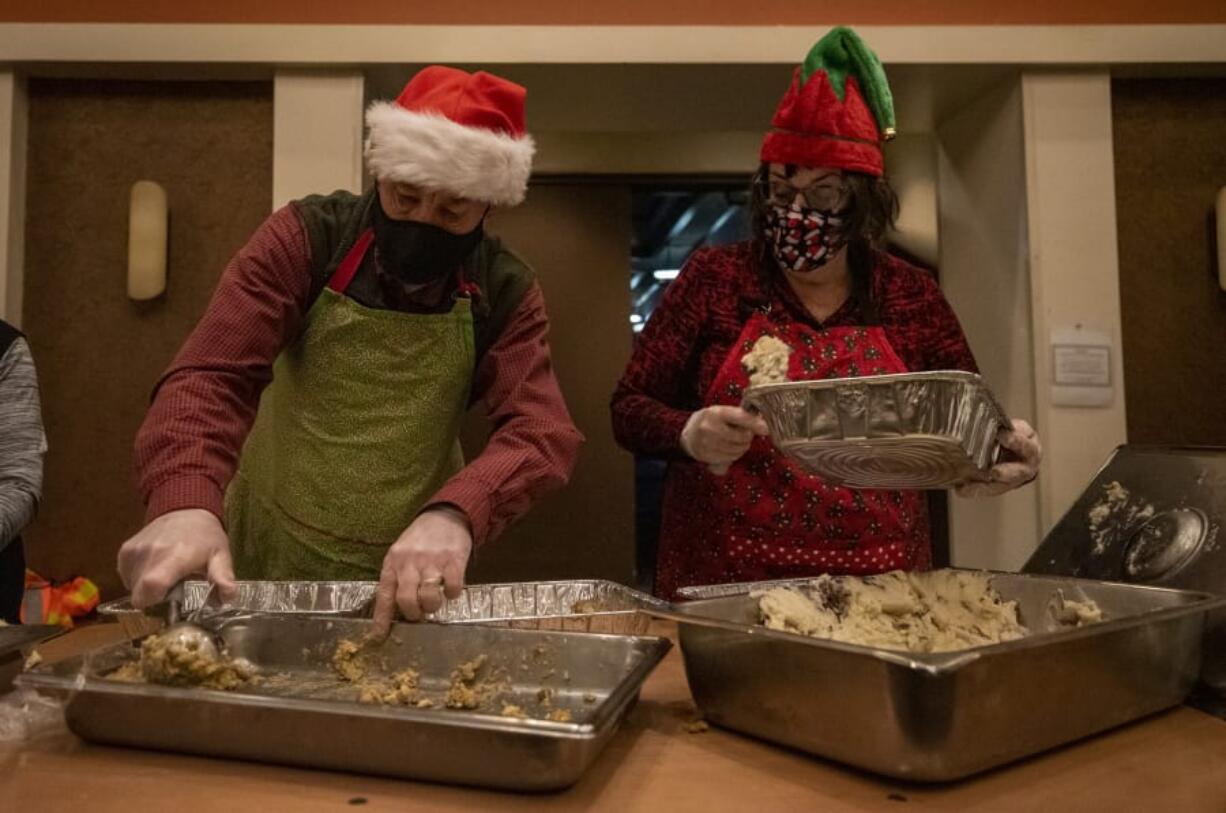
[[655, 309, 931, 599]]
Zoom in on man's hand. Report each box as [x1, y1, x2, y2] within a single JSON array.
[[117, 508, 236, 608], [956, 419, 1042, 498], [372, 506, 473, 635]]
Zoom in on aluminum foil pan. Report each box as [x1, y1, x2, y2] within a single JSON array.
[[429, 580, 668, 634], [743, 370, 1008, 489], [98, 581, 376, 640], [99, 579, 666, 640]]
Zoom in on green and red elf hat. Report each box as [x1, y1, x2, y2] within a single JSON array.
[[760, 26, 896, 177]]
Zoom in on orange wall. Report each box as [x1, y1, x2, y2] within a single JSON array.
[[2, 1, 1225, 25]]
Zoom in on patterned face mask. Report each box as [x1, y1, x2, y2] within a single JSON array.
[[767, 203, 846, 273]]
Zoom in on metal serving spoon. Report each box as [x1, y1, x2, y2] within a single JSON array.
[[161, 580, 226, 660]]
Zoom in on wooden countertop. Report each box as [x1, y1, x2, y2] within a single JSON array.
[[4, 622, 1226, 812]]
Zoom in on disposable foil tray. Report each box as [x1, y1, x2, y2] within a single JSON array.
[[98, 581, 377, 640], [99, 579, 667, 640], [743, 370, 1008, 489], [427, 579, 668, 634]]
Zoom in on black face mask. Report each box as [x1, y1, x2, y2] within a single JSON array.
[[370, 196, 485, 285]]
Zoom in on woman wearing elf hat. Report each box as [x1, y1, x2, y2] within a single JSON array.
[[611, 27, 1041, 600], [118, 66, 583, 629]]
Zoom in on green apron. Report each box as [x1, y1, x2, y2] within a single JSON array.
[[225, 229, 474, 579]]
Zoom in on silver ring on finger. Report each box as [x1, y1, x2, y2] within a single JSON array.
[[418, 576, 444, 601]]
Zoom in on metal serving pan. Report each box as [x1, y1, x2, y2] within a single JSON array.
[[17, 615, 671, 791], [671, 570, 1221, 781], [1023, 445, 1226, 694], [99, 579, 667, 640], [743, 370, 1008, 489]]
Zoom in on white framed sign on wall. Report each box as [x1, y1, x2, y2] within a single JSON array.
[[1050, 324, 1114, 408]]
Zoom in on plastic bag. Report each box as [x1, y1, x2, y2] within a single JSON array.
[[0, 687, 68, 743]]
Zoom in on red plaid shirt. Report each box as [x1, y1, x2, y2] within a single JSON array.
[[135, 205, 582, 547]]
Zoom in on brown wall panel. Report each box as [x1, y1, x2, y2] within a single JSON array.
[[462, 184, 635, 585], [22, 79, 272, 597], [4, 0, 1225, 25], [1113, 78, 1226, 446]]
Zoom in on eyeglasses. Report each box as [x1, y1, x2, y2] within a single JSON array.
[[758, 173, 848, 212]]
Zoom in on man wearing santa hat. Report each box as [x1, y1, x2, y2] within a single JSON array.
[[118, 66, 582, 630]]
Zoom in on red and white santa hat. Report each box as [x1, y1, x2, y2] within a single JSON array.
[[365, 66, 535, 207]]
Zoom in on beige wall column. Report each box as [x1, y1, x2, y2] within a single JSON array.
[[0, 70, 28, 327], [937, 77, 1042, 570], [1021, 71, 1128, 532], [272, 70, 364, 210]]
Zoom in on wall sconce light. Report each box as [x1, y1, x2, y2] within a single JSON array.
[[1217, 185, 1226, 293], [128, 180, 168, 300]]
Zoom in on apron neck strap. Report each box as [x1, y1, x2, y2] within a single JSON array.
[[328, 229, 375, 294]]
